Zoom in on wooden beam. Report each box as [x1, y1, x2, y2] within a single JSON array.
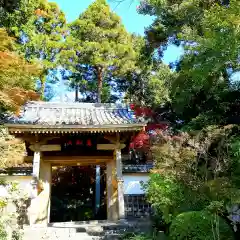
[[48, 160, 107, 166], [24, 155, 112, 164], [40, 145, 61, 152], [7, 124, 145, 134], [97, 144, 126, 150], [29, 144, 61, 152], [38, 136, 60, 145], [24, 156, 34, 162], [104, 135, 128, 144]]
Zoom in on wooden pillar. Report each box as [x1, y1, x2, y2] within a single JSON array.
[[115, 148, 125, 220], [95, 165, 101, 215], [31, 144, 41, 199], [28, 143, 51, 226], [39, 159, 51, 225], [32, 149, 41, 179], [107, 159, 118, 221]]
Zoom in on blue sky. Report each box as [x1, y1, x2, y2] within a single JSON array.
[[55, 0, 152, 36], [54, 0, 183, 64]]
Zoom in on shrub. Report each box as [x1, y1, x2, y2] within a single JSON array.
[[0, 181, 27, 240], [150, 210, 167, 231], [169, 211, 234, 240], [143, 174, 208, 224], [0, 222, 7, 240], [121, 233, 152, 240]]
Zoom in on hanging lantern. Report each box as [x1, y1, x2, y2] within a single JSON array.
[[86, 139, 92, 147], [76, 139, 83, 145]]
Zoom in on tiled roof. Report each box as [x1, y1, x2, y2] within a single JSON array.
[[122, 164, 153, 173], [6, 102, 145, 132], [0, 166, 33, 176]]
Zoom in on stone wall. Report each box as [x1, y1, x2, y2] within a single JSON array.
[[0, 175, 32, 226]]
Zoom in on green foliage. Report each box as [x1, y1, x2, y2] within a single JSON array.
[[170, 0, 240, 125], [23, 0, 67, 99], [0, 0, 20, 13], [71, 0, 135, 71], [140, 0, 240, 126], [67, 0, 138, 102], [137, 0, 240, 237], [0, 28, 40, 112], [150, 212, 166, 232], [1, 0, 67, 99], [169, 211, 234, 240], [125, 62, 175, 107], [145, 125, 240, 236], [144, 173, 207, 223], [227, 135, 240, 188], [121, 233, 152, 240], [0, 0, 39, 32], [144, 174, 185, 223], [0, 222, 7, 240], [0, 127, 26, 168], [0, 181, 29, 240], [145, 64, 172, 105], [139, 0, 231, 48]]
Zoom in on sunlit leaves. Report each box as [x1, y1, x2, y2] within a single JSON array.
[[0, 28, 40, 112]]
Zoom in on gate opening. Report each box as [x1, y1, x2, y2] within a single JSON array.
[[50, 165, 106, 222]]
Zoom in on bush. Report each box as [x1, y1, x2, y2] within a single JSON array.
[[150, 210, 167, 231], [144, 174, 208, 224], [0, 223, 7, 240], [169, 211, 234, 240], [0, 181, 26, 240], [121, 233, 152, 240]]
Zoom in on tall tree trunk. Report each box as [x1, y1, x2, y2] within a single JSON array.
[[40, 75, 46, 100], [75, 84, 79, 102], [96, 67, 103, 103]]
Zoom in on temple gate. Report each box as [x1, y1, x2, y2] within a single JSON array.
[[5, 102, 146, 225]]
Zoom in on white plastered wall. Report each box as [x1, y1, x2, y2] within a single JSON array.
[[0, 175, 32, 196], [123, 174, 149, 195]]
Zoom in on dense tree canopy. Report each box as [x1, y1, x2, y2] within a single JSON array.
[[1, 0, 67, 99], [22, 0, 67, 99], [170, 0, 240, 126], [0, 28, 40, 112], [66, 0, 138, 103], [136, 0, 240, 128], [0, 0, 20, 13]]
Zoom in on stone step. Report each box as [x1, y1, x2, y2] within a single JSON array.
[[23, 228, 102, 240], [23, 220, 151, 240], [23, 230, 121, 240]]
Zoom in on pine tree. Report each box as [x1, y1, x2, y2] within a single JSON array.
[[69, 0, 137, 103]]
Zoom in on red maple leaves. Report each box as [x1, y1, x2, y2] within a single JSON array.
[[129, 103, 169, 151], [130, 104, 154, 117], [130, 131, 150, 151], [35, 9, 47, 17]]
